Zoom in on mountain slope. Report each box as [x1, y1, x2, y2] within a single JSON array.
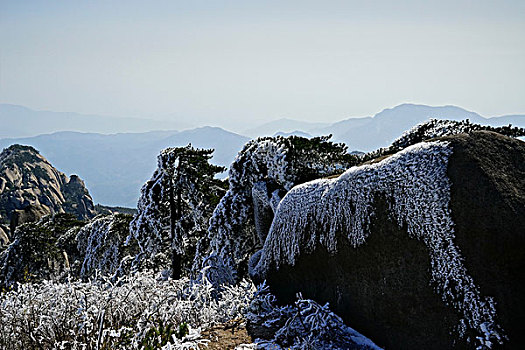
[[249, 104, 525, 151], [0, 128, 249, 207], [318, 104, 525, 151], [0, 145, 96, 231]]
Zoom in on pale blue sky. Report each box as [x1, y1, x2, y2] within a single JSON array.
[[1, 0, 524, 130]]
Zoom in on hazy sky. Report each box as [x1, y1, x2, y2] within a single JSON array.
[[1, 0, 524, 129]]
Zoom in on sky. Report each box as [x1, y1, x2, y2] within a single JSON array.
[[1, 0, 524, 130]]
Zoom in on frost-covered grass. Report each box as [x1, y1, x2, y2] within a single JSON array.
[[0, 270, 255, 350], [0, 269, 382, 350], [252, 141, 504, 348]]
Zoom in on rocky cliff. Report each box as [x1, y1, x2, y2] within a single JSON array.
[[0, 145, 96, 235], [250, 131, 525, 349]]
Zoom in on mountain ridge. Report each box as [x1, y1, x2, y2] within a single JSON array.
[[2, 103, 524, 206], [0, 128, 249, 207], [0, 104, 190, 138]]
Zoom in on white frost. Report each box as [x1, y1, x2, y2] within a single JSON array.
[[252, 140, 503, 348]]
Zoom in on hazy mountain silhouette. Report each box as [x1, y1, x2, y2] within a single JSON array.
[[252, 104, 525, 151], [2, 103, 524, 206], [0, 104, 190, 138], [244, 118, 329, 137], [324, 104, 525, 151], [0, 127, 248, 207]]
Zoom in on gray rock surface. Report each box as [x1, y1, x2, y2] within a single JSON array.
[[0, 145, 96, 233]]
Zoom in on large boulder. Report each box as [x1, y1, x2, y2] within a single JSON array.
[[250, 131, 525, 349], [0, 145, 96, 232]]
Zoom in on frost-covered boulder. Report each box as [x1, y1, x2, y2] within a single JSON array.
[[197, 135, 358, 282], [251, 131, 525, 349]]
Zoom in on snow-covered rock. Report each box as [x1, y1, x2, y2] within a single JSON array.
[[251, 131, 525, 349], [196, 135, 358, 282]]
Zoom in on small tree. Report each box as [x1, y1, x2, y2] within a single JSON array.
[[198, 134, 360, 281], [0, 213, 85, 287], [128, 145, 226, 278]]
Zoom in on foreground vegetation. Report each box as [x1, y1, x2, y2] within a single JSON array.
[[0, 270, 254, 349]]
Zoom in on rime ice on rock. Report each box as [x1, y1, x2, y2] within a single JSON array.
[[198, 135, 357, 281], [251, 141, 504, 348]]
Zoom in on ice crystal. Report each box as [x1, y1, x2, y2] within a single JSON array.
[[251, 141, 504, 348], [0, 270, 254, 349], [198, 135, 357, 281]]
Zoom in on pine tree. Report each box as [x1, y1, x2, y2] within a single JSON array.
[[128, 145, 227, 278], [198, 134, 360, 281]]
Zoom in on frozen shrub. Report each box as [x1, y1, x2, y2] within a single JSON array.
[[198, 135, 359, 282], [76, 213, 136, 279], [0, 270, 255, 349], [363, 118, 525, 161], [0, 213, 84, 287], [245, 283, 381, 350]]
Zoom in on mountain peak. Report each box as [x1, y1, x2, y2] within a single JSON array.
[[0, 144, 96, 233]]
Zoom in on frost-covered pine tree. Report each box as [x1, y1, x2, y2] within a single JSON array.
[[196, 135, 359, 282], [363, 118, 525, 161], [127, 145, 227, 278], [0, 213, 85, 287]]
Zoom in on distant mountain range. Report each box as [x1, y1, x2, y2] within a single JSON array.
[[0, 104, 190, 138], [1, 103, 523, 207], [0, 128, 248, 207], [244, 119, 329, 138], [249, 104, 525, 151]]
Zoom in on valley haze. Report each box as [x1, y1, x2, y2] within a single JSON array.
[[0, 103, 523, 207]]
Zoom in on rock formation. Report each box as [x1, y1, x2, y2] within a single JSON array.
[[198, 135, 359, 282], [0, 145, 96, 234], [250, 131, 525, 349]]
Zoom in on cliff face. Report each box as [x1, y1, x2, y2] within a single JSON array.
[[0, 145, 96, 233], [250, 132, 525, 349]]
